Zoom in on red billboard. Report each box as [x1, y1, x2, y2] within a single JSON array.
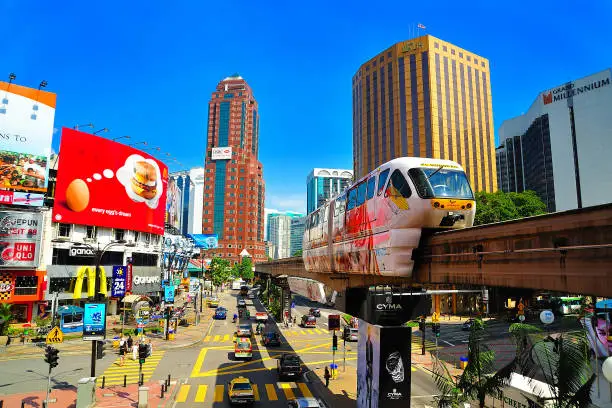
[[52, 128, 168, 234]]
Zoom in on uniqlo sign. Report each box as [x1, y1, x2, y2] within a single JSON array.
[[0, 211, 43, 268]]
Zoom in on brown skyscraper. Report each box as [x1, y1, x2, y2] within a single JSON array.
[[201, 74, 265, 264], [352, 35, 497, 192]]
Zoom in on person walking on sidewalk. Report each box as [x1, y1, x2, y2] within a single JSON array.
[[324, 367, 331, 387], [127, 334, 133, 350], [119, 337, 127, 366]]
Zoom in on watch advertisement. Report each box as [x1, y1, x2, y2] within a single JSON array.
[[357, 321, 411, 408], [52, 128, 168, 234], [0, 210, 43, 268], [83, 302, 106, 341]]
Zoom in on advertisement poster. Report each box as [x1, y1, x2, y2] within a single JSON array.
[[164, 285, 175, 303], [83, 302, 106, 341], [287, 277, 327, 304], [0, 191, 44, 207], [211, 147, 232, 160], [0, 81, 56, 197], [111, 265, 127, 298], [357, 320, 380, 408], [357, 322, 412, 408], [188, 234, 219, 249], [52, 128, 168, 234], [0, 210, 43, 268], [165, 177, 182, 230]]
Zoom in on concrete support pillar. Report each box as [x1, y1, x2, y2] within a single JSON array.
[[452, 285, 457, 315]]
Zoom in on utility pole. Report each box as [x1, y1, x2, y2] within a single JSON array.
[[420, 316, 426, 355]]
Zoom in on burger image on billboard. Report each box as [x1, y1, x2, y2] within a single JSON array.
[[53, 129, 168, 234]]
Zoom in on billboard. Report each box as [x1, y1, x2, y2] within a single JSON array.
[[165, 177, 182, 230], [111, 265, 127, 298], [0, 210, 43, 268], [0, 81, 56, 200], [357, 322, 411, 408], [0, 191, 44, 207], [188, 233, 219, 249], [211, 147, 232, 160], [83, 302, 107, 341], [52, 128, 168, 234]]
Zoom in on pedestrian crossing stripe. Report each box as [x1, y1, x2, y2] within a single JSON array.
[[96, 351, 165, 385], [173, 382, 313, 404]]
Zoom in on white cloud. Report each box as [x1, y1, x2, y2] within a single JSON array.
[[266, 194, 306, 214]]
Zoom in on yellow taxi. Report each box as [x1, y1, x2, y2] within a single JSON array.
[[206, 297, 219, 308], [227, 376, 255, 405]]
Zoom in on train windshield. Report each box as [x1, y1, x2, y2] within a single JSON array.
[[408, 167, 474, 199]]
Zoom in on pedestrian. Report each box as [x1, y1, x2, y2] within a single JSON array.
[[119, 337, 127, 366], [127, 334, 133, 350], [324, 366, 331, 387], [132, 342, 138, 360], [293, 316, 296, 326]]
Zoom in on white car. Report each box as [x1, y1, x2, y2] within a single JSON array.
[[287, 397, 327, 408]]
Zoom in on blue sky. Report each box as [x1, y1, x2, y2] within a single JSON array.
[[3, 0, 611, 214]]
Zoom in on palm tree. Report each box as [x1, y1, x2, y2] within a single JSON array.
[[509, 323, 596, 408], [0, 303, 12, 335], [433, 318, 516, 408]]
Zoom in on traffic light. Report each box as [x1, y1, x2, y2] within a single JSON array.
[[138, 343, 148, 364], [44, 345, 60, 369], [332, 333, 338, 351], [96, 340, 108, 360], [432, 323, 441, 337]]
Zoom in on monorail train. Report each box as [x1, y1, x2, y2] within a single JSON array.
[[303, 157, 475, 277]]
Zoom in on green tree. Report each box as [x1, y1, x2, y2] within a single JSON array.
[[474, 190, 547, 226], [239, 257, 254, 281], [0, 303, 12, 336], [230, 263, 241, 279], [433, 319, 515, 408], [209, 257, 231, 289], [292, 249, 303, 257], [509, 323, 596, 408]]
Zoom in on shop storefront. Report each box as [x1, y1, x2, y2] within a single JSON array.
[[0, 270, 46, 322], [131, 266, 162, 301]]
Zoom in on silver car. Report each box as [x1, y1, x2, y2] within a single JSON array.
[[287, 397, 327, 408], [236, 324, 253, 337]]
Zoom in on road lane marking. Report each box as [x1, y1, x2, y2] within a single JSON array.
[[176, 384, 190, 402], [279, 382, 296, 399], [307, 330, 315, 335], [300, 330, 307, 335], [252, 384, 260, 401], [298, 382, 313, 397], [223, 334, 230, 342], [265, 383, 278, 400], [214, 335, 221, 342], [314, 329, 323, 334], [214, 384, 224, 402], [190, 348, 208, 378], [290, 331, 298, 336], [204, 335, 211, 342], [441, 339, 455, 346], [195, 384, 208, 402]]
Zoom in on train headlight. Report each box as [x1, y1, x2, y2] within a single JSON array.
[[466, 203, 472, 209], [433, 202, 440, 208]]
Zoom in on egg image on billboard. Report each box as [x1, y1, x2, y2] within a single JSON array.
[[65, 179, 90, 212], [116, 154, 163, 209]]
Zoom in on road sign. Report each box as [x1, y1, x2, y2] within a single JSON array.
[[46, 326, 63, 344], [518, 315, 525, 322], [432, 312, 440, 323]]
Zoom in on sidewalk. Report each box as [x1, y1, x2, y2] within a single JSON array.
[[0, 380, 179, 408], [308, 365, 357, 408]]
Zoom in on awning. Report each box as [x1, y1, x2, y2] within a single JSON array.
[[121, 294, 151, 304]]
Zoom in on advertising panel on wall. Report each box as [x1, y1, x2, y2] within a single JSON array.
[[211, 147, 232, 160], [111, 265, 127, 298], [188, 233, 219, 249], [0, 81, 56, 203], [52, 128, 168, 234], [357, 321, 411, 408], [83, 302, 107, 341], [0, 210, 43, 268], [165, 177, 182, 230]]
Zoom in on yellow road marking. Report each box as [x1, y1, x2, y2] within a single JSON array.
[[176, 384, 190, 402], [279, 382, 296, 399], [300, 330, 307, 335], [290, 331, 298, 336], [204, 335, 211, 342], [214, 335, 220, 342], [190, 348, 208, 377], [307, 330, 314, 335], [195, 384, 208, 402], [265, 383, 278, 400], [214, 384, 224, 402], [314, 329, 323, 334], [298, 382, 313, 397], [252, 384, 260, 401], [223, 334, 230, 342]]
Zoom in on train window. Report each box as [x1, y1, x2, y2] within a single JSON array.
[[347, 188, 357, 211], [338, 195, 346, 213], [408, 168, 434, 198], [377, 169, 390, 195], [356, 182, 367, 206], [388, 170, 412, 198], [366, 177, 376, 200]]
